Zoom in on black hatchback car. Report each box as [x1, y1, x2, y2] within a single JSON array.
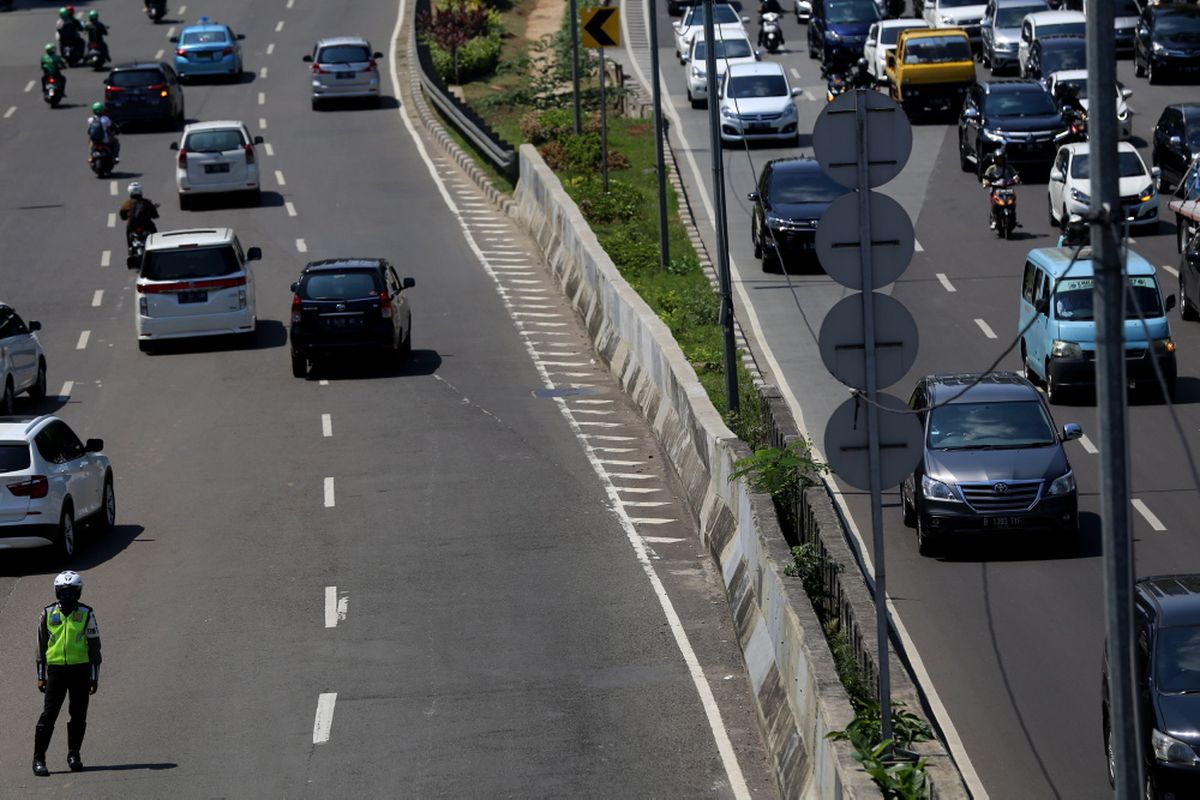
[[959, 79, 1068, 178], [104, 62, 185, 129], [748, 157, 850, 273], [1134, 3, 1200, 86], [1024, 35, 1087, 86], [1103, 575, 1200, 799], [1153, 103, 1200, 193], [899, 372, 1083, 556], [289, 259, 415, 378]]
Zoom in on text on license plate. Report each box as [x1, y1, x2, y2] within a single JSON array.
[[204, 163, 230, 174], [194, 51, 213, 60], [336, 72, 356, 79], [322, 317, 363, 328], [178, 291, 207, 304], [747, 123, 771, 132], [984, 516, 1022, 528]]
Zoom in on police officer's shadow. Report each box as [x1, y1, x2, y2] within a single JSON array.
[[0, 524, 143, 578]]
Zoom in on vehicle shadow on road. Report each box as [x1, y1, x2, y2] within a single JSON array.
[[313, 97, 400, 112], [141, 321, 288, 355], [935, 511, 1101, 563], [183, 191, 284, 211], [0, 524, 145, 578], [77, 762, 178, 772], [308, 348, 441, 381]]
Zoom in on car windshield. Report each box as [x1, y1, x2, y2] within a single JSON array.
[[301, 271, 381, 300], [1188, 119, 1200, 146], [881, 25, 921, 45], [769, 168, 850, 203], [984, 89, 1057, 116], [826, 0, 880, 24], [181, 29, 229, 44], [1053, 276, 1164, 321], [142, 246, 240, 281], [1154, 11, 1200, 37], [317, 45, 372, 63], [939, 0, 980, 7], [1069, 151, 1147, 180], [727, 73, 788, 99], [1041, 45, 1086, 73], [687, 5, 740, 25], [0, 443, 31, 473], [184, 129, 245, 152], [996, 5, 1045, 28], [109, 69, 165, 88], [1038, 22, 1085, 37], [693, 39, 754, 60], [1156, 626, 1200, 694], [927, 401, 1057, 450], [903, 35, 973, 63]]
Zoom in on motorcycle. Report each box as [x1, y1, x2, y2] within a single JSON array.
[[1055, 109, 1088, 147], [85, 41, 108, 71], [759, 12, 783, 54], [127, 227, 150, 268], [985, 176, 1020, 239], [42, 76, 63, 108], [145, 0, 167, 23], [89, 143, 114, 178], [826, 71, 848, 102], [59, 37, 84, 68]]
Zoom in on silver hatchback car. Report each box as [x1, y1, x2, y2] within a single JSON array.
[[303, 37, 383, 110]]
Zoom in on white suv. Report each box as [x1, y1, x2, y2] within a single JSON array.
[[0, 415, 114, 562], [171, 121, 263, 209], [0, 304, 47, 414], [717, 61, 802, 145], [136, 228, 261, 351]]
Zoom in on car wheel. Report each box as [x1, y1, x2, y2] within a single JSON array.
[[1021, 341, 1040, 385], [28, 359, 47, 400], [97, 474, 115, 534], [179, 194, 191, 211], [808, 37, 818, 60], [1183, 274, 1200, 321], [1147, 59, 1158, 85], [57, 504, 75, 563], [311, 98, 321, 111], [1046, 361, 1065, 404], [958, 132, 972, 172], [688, 90, 703, 110], [1, 378, 13, 415], [1134, 53, 1145, 77], [752, 226, 762, 259], [902, 484, 916, 528], [1049, 196, 1057, 227], [248, 188, 262, 207], [1062, 205, 1070, 231], [916, 513, 940, 557], [291, 352, 308, 379], [1104, 718, 1116, 787], [1179, 219, 1191, 254], [399, 320, 413, 362]]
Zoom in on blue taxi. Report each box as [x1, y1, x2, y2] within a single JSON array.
[[170, 17, 244, 81]]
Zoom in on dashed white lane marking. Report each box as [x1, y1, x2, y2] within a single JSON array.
[[1132, 498, 1166, 532], [324, 586, 347, 628], [275, 20, 285, 32], [264, 142, 275, 157], [109, 180, 118, 196], [287, 0, 295, 7], [178, 4, 187, 14], [594, 447, 638, 453], [58, 381, 74, 400], [936, 273, 956, 292], [258, 92, 266, 105], [259, 117, 268, 129], [106, 213, 117, 228], [1162, 264, 1179, 277], [512, 312, 562, 318], [76, 331, 90, 350], [91, 290, 103, 307], [1079, 434, 1098, 455], [286, 201, 297, 217], [260, 66, 268, 79], [323, 477, 335, 507], [319, 379, 329, 386], [609, 471, 655, 479], [915, 239, 924, 252], [266, 43, 276, 55], [974, 318, 997, 339], [155, 49, 164, 60], [313, 693, 336, 744], [573, 399, 613, 404], [790, 67, 801, 79], [584, 435, 639, 442], [24, 80, 35, 93], [274, 169, 287, 186], [627, 517, 678, 525], [509, 279, 544, 285], [321, 413, 332, 437], [3, 106, 15, 119], [518, 330, 567, 335], [100, 250, 111, 267], [296, 238, 308, 252], [571, 408, 614, 414], [598, 459, 646, 466], [574, 421, 624, 428], [166, 26, 176, 37]]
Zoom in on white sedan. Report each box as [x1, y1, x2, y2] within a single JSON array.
[[673, 3, 749, 63], [171, 120, 263, 209], [0, 304, 46, 414], [863, 19, 929, 83], [1049, 141, 1160, 230], [1045, 70, 1134, 141], [685, 33, 759, 108]]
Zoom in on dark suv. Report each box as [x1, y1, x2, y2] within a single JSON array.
[[808, 0, 881, 71], [748, 157, 850, 272], [1153, 103, 1200, 194], [899, 372, 1082, 556], [1134, 3, 1200, 86], [958, 79, 1067, 178], [289, 259, 415, 378], [1103, 575, 1200, 798], [104, 62, 185, 129]]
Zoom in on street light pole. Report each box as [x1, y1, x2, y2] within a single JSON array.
[[647, 0, 671, 269], [570, 0, 582, 134]]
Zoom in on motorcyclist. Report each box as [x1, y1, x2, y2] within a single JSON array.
[[1058, 214, 1089, 247], [1057, 82, 1087, 122], [83, 10, 110, 66], [981, 149, 1020, 229], [56, 6, 84, 58], [86, 102, 120, 163], [849, 56, 874, 89], [758, 0, 785, 46], [119, 183, 159, 252], [40, 43, 68, 97]]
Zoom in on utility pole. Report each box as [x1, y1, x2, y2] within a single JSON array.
[[570, 0, 582, 134], [701, 0, 738, 414], [1086, 0, 1141, 796], [647, 0, 670, 269]]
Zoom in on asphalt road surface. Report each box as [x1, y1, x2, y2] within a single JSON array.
[[619, 1, 1200, 797], [0, 1, 777, 796]]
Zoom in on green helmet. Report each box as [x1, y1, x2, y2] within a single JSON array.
[[88, 9, 98, 20], [45, 43, 57, 54], [58, 7, 69, 18], [91, 102, 104, 114]]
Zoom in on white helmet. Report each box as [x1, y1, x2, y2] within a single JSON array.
[[54, 571, 83, 590], [128, 182, 143, 198]]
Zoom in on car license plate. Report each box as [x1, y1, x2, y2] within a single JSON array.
[[335, 71, 356, 80], [747, 123, 770, 132], [204, 163, 230, 174], [322, 316, 363, 329], [194, 51, 213, 61], [798, 240, 814, 250], [984, 516, 1021, 528], [178, 290, 207, 304]]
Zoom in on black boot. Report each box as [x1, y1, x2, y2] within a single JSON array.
[[67, 720, 86, 763], [32, 758, 49, 777], [67, 752, 83, 772]]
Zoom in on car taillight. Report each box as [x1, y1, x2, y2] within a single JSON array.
[[312, 63, 330, 75], [178, 148, 188, 168], [291, 293, 302, 323], [8, 476, 48, 499], [362, 59, 378, 73], [379, 291, 393, 319], [105, 85, 122, 98], [176, 47, 187, 56], [244, 143, 255, 164], [222, 46, 235, 56]]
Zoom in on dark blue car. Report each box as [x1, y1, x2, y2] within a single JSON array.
[[808, 0, 881, 70]]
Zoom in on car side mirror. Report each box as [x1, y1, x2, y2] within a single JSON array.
[[85, 438, 104, 453], [747, 190, 760, 202], [962, 107, 978, 119], [289, 281, 299, 293], [168, 36, 179, 43], [1152, 166, 1162, 179], [1121, 88, 1133, 99], [1062, 423, 1082, 441], [302, 54, 313, 62], [755, 48, 763, 59], [1166, 294, 1177, 312], [236, 33, 246, 40], [253, 135, 264, 145], [681, 54, 690, 63], [246, 246, 262, 261], [791, 87, 803, 98], [169, 141, 179, 150], [402, 277, 416, 289], [1051, 169, 1064, 182], [1170, 135, 1183, 146], [373, 51, 383, 59], [28, 320, 41, 333], [741, 15, 750, 23]]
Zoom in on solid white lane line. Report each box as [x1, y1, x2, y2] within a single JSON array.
[[260, 66, 268, 79], [313, 693, 336, 743], [274, 169, 286, 186], [1132, 499, 1167, 532], [936, 273, 956, 292], [100, 250, 111, 267], [321, 413, 332, 437], [59, 381, 74, 399], [3, 106, 15, 119], [594, 447, 638, 453], [323, 477, 335, 507], [598, 459, 645, 466], [258, 92, 266, 105], [91, 290, 103, 307], [286, 201, 297, 217], [155, 49, 164, 60], [915, 239, 924, 252], [259, 117, 268, 129], [264, 142, 275, 156], [106, 213, 117, 228], [76, 331, 90, 350], [1079, 434, 1098, 455], [296, 238, 308, 252], [109, 180, 118, 196], [275, 20, 285, 32], [324, 586, 346, 628], [1162, 264, 1179, 277], [643, 536, 686, 544], [266, 43, 276, 55], [24, 80, 35, 93], [974, 318, 997, 339]]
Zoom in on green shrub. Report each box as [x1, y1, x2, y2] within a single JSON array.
[[601, 229, 661, 271], [429, 33, 503, 83], [571, 179, 642, 225], [658, 282, 720, 329]]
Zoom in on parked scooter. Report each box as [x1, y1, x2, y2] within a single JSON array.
[[42, 76, 63, 108], [145, 0, 167, 23], [89, 143, 115, 178], [759, 12, 783, 54], [985, 176, 1020, 239]]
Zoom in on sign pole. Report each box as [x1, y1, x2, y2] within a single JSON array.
[[599, 46, 608, 193], [647, 0, 670, 269], [570, 0, 582, 135]]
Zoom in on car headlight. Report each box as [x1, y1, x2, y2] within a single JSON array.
[[721, 105, 738, 119], [981, 129, 1005, 141], [1152, 42, 1165, 54], [1140, 185, 1156, 202], [921, 474, 961, 503], [1154, 338, 1176, 354], [1052, 340, 1082, 358], [1047, 470, 1076, 496], [691, 67, 704, 79], [766, 216, 785, 230], [941, 14, 954, 25], [782, 102, 797, 117], [1152, 729, 1200, 766], [1070, 188, 1090, 203], [1117, 109, 1129, 122]]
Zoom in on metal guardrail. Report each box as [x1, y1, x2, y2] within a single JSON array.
[[411, 0, 518, 182]]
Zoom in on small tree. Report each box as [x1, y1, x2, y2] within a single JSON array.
[[419, 0, 491, 84]]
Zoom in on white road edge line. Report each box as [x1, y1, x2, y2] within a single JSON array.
[[1079, 434, 1098, 455], [1132, 498, 1167, 532], [323, 477, 335, 507], [391, 5, 750, 796], [936, 273, 956, 292], [76, 331, 90, 350], [312, 693, 336, 743], [91, 290, 103, 308], [321, 413, 332, 437], [974, 318, 997, 339]]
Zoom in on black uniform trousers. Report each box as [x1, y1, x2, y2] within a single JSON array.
[[34, 664, 91, 759]]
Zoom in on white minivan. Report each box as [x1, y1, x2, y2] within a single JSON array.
[[135, 228, 261, 351], [171, 121, 263, 209]]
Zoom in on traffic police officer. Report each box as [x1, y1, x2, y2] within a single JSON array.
[[33, 571, 102, 777]]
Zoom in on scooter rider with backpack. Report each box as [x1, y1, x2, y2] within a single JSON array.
[[86, 102, 119, 162]]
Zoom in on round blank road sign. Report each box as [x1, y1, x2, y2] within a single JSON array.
[[812, 90, 913, 190], [815, 191, 915, 290], [824, 393, 923, 491], [818, 292, 919, 392]]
